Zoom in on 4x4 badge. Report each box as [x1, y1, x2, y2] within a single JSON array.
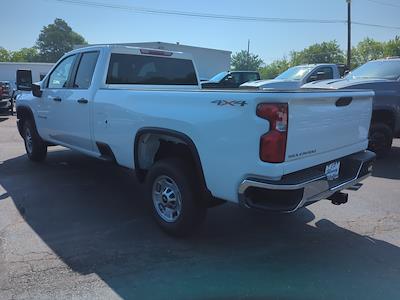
[[212, 100, 248, 107]]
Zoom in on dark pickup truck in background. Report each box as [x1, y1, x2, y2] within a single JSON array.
[[303, 58, 400, 157], [201, 71, 260, 89]]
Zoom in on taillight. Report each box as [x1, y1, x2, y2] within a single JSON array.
[[256, 103, 288, 163]]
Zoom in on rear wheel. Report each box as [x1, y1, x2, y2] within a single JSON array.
[[23, 119, 47, 162], [146, 158, 207, 237], [368, 123, 393, 157]]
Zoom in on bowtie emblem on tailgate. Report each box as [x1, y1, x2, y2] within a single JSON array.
[[211, 100, 248, 107]]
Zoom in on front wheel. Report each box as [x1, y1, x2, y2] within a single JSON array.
[[146, 158, 207, 237], [23, 119, 47, 162]]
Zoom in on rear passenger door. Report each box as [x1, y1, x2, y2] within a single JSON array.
[[52, 51, 99, 152]]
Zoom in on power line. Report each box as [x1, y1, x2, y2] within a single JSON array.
[[364, 0, 400, 8], [47, 0, 344, 24], [48, 0, 400, 30], [353, 21, 400, 30]]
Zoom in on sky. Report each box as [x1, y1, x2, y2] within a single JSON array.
[[1, 0, 399, 64]]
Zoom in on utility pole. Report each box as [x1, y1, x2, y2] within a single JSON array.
[[247, 39, 250, 70], [347, 0, 351, 69]]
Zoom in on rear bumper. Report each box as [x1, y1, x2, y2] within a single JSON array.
[[238, 150, 375, 212]]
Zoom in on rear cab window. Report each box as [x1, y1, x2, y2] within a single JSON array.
[[106, 52, 199, 87]]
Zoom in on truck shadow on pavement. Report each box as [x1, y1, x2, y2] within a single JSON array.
[[1, 149, 400, 299], [372, 145, 400, 180]]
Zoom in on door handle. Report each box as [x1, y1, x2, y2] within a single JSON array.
[[335, 97, 352, 107], [77, 98, 89, 104], [52, 97, 62, 102]]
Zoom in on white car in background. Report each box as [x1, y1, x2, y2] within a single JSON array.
[[241, 64, 346, 90]]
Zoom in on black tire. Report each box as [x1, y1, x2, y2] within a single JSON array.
[[146, 158, 207, 237], [22, 119, 47, 162], [368, 123, 393, 157]]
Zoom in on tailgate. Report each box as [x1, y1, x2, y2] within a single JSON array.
[[285, 90, 373, 162]]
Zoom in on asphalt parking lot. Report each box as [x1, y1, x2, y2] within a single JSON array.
[[0, 114, 399, 300]]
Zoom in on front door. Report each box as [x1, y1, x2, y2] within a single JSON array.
[[39, 54, 77, 141]]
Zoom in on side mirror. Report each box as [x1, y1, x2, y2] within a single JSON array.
[[32, 83, 42, 98], [16, 69, 33, 91]]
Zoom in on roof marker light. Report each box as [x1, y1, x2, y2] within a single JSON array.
[[140, 49, 173, 56]]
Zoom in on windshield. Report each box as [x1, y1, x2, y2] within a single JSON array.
[[209, 71, 228, 82], [276, 66, 313, 80], [347, 60, 400, 80]]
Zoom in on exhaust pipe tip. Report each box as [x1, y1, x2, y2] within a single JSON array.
[[328, 192, 348, 205]]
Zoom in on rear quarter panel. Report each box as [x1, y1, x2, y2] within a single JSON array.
[[93, 89, 373, 203], [93, 89, 284, 202]]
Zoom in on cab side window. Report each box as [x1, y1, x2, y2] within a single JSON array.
[[231, 73, 241, 85], [318, 67, 334, 80], [243, 73, 259, 83], [307, 67, 334, 83], [73, 52, 99, 89], [48, 55, 76, 89]]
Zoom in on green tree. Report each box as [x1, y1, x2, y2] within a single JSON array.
[[36, 18, 87, 62], [259, 58, 290, 79], [0, 47, 11, 61], [231, 50, 264, 71], [10, 47, 39, 62], [351, 38, 385, 68], [289, 41, 345, 65], [384, 36, 400, 57]]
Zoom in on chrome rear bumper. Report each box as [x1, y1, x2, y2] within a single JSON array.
[[238, 150, 375, 212]]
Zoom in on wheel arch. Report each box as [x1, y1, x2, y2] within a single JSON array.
[[134, 127, 210, 196], [371, 109, 396, 131], [16, 105, 36, 136]]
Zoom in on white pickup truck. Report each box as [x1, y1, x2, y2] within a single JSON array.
[[16, 45, 375, 236]]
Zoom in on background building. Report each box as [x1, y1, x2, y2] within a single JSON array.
[[0, 62, 53, 88]]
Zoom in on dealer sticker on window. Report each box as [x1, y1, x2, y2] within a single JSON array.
[[325, 161, 340, 180]]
